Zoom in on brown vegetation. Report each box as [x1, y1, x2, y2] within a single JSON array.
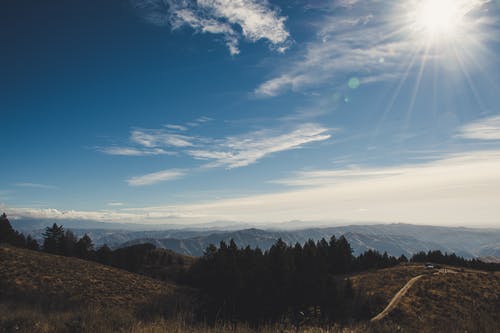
[[0, 244, 194, 333], [351, 264, 500, 332], [1, 245, 499, 333]]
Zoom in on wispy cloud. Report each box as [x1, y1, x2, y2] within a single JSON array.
[[131, 0, 291, 55], [14, 183, 57, 190], [117, 149, 500, 226], [100, 121, 331, 173], [131, 129, 194, 148], [456, 115, 500, 140], [186, 116, 214, 127], [7, 150, 500, 226], [255, 0, 493, 97], [187, 123, 331, 168], [98, 117, 214, 157], [98, 146, 174, 156], [127, 169, 186, 186], [114, 122, 330, 185], [164, 124, 188, 131], [107, 202, 124, 206]]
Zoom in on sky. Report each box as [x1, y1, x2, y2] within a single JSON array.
[[1, 0, 500, 227]]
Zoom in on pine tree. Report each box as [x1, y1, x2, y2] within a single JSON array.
[[0, 213, 27, 247], [42, 223, 65, 254], [96, 244, 112, 265], [75, 234, 94, 259]]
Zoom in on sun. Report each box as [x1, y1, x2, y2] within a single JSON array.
[[411, 0, 467, 40]]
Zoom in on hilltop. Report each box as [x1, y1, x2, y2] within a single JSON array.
[[351, 264, 500, 332]]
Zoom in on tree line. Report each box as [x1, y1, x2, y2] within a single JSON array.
[[410, 250, 499, 271], [0, 214, 189, 280], [185, 237, 399, 325]]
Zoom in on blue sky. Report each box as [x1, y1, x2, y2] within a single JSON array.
[[1, 0, 500, 226]]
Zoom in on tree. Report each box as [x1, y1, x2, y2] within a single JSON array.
[[0, 213, 27, 247], [42, 223, 65, 254], [61, 230, 77, 256], [96, 244, 112, 265], [398, 254, 408, 263], [0, 213, 16, 243], [25, 235, 40, 251], [75, 234, 94, 259]]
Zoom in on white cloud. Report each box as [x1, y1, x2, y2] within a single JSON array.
[[195, 116, 213, 123], [7, 149, 500, 226], [255, 0, 493, 97], [98, 146, 174, 156], [1, 206, 144, 223], [164, 124, 188, 131], [456, 115, 500, 140], [100, 122, 331, 171], [14, 183, 57, 190], [107, 202, 124, 206], [127, 169, 186, 186], [132, 0, 290, 55], [131, 129, 194, 147], [186, 123, 331, 168], [127, 149, 500, 226]]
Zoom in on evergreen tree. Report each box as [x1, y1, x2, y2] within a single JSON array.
[[96, 244, 112, 265], [61, 230, 77, 256], [42, 223, 65, 254], [75, 234, 94, 259], [25, 235, 40, 251], [0, 213, 27, 247], [398, 254, 408, 263]]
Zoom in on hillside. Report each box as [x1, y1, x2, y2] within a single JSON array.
[[0, 245, 192, 332], [351, 264, 500, 332], [1, 245, 498, 333]]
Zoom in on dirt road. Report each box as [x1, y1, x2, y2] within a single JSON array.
[[370, 274, 424, 322]]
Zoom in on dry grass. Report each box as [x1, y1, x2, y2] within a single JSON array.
[[0, 245, 193, 333], [349, 264, 429, 314], [350, 264, 500, 332], [1, 246, 498, 333], [0, 245, 180, 309], [390, 268, 500, 332]]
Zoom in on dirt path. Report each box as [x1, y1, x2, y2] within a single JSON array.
[[370, 274, 424, 322]]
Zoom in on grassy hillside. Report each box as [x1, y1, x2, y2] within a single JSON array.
[[1, 245, 498, 333], [351, 264, 500, 332], [0, 245, 193, 332]]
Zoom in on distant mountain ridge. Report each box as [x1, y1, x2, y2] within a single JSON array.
[[118, 224, 500, 258], [10, 218, 500, 259]]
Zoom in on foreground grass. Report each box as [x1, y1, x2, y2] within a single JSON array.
[[0, 300, 385, 333], [1, 246, 499, 333]]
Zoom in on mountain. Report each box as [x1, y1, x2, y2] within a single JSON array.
[[118, 229, 448, 257], [118, 224, 500, 258], [9, 217, 252, 232], [9, 218, 500, 259]]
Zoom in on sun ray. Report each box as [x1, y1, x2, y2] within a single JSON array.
[[372, 43, 425, 139], [404, 42, 432, 130]]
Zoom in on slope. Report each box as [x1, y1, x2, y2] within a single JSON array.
[[0, 245, 192, 332]]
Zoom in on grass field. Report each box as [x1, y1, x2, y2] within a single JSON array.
[[1, 245, 498, 333]]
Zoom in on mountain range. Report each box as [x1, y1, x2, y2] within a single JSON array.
[[10, 218, 500, 259]]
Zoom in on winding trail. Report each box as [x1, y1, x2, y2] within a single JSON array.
[[370, 274, 424, 322]]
